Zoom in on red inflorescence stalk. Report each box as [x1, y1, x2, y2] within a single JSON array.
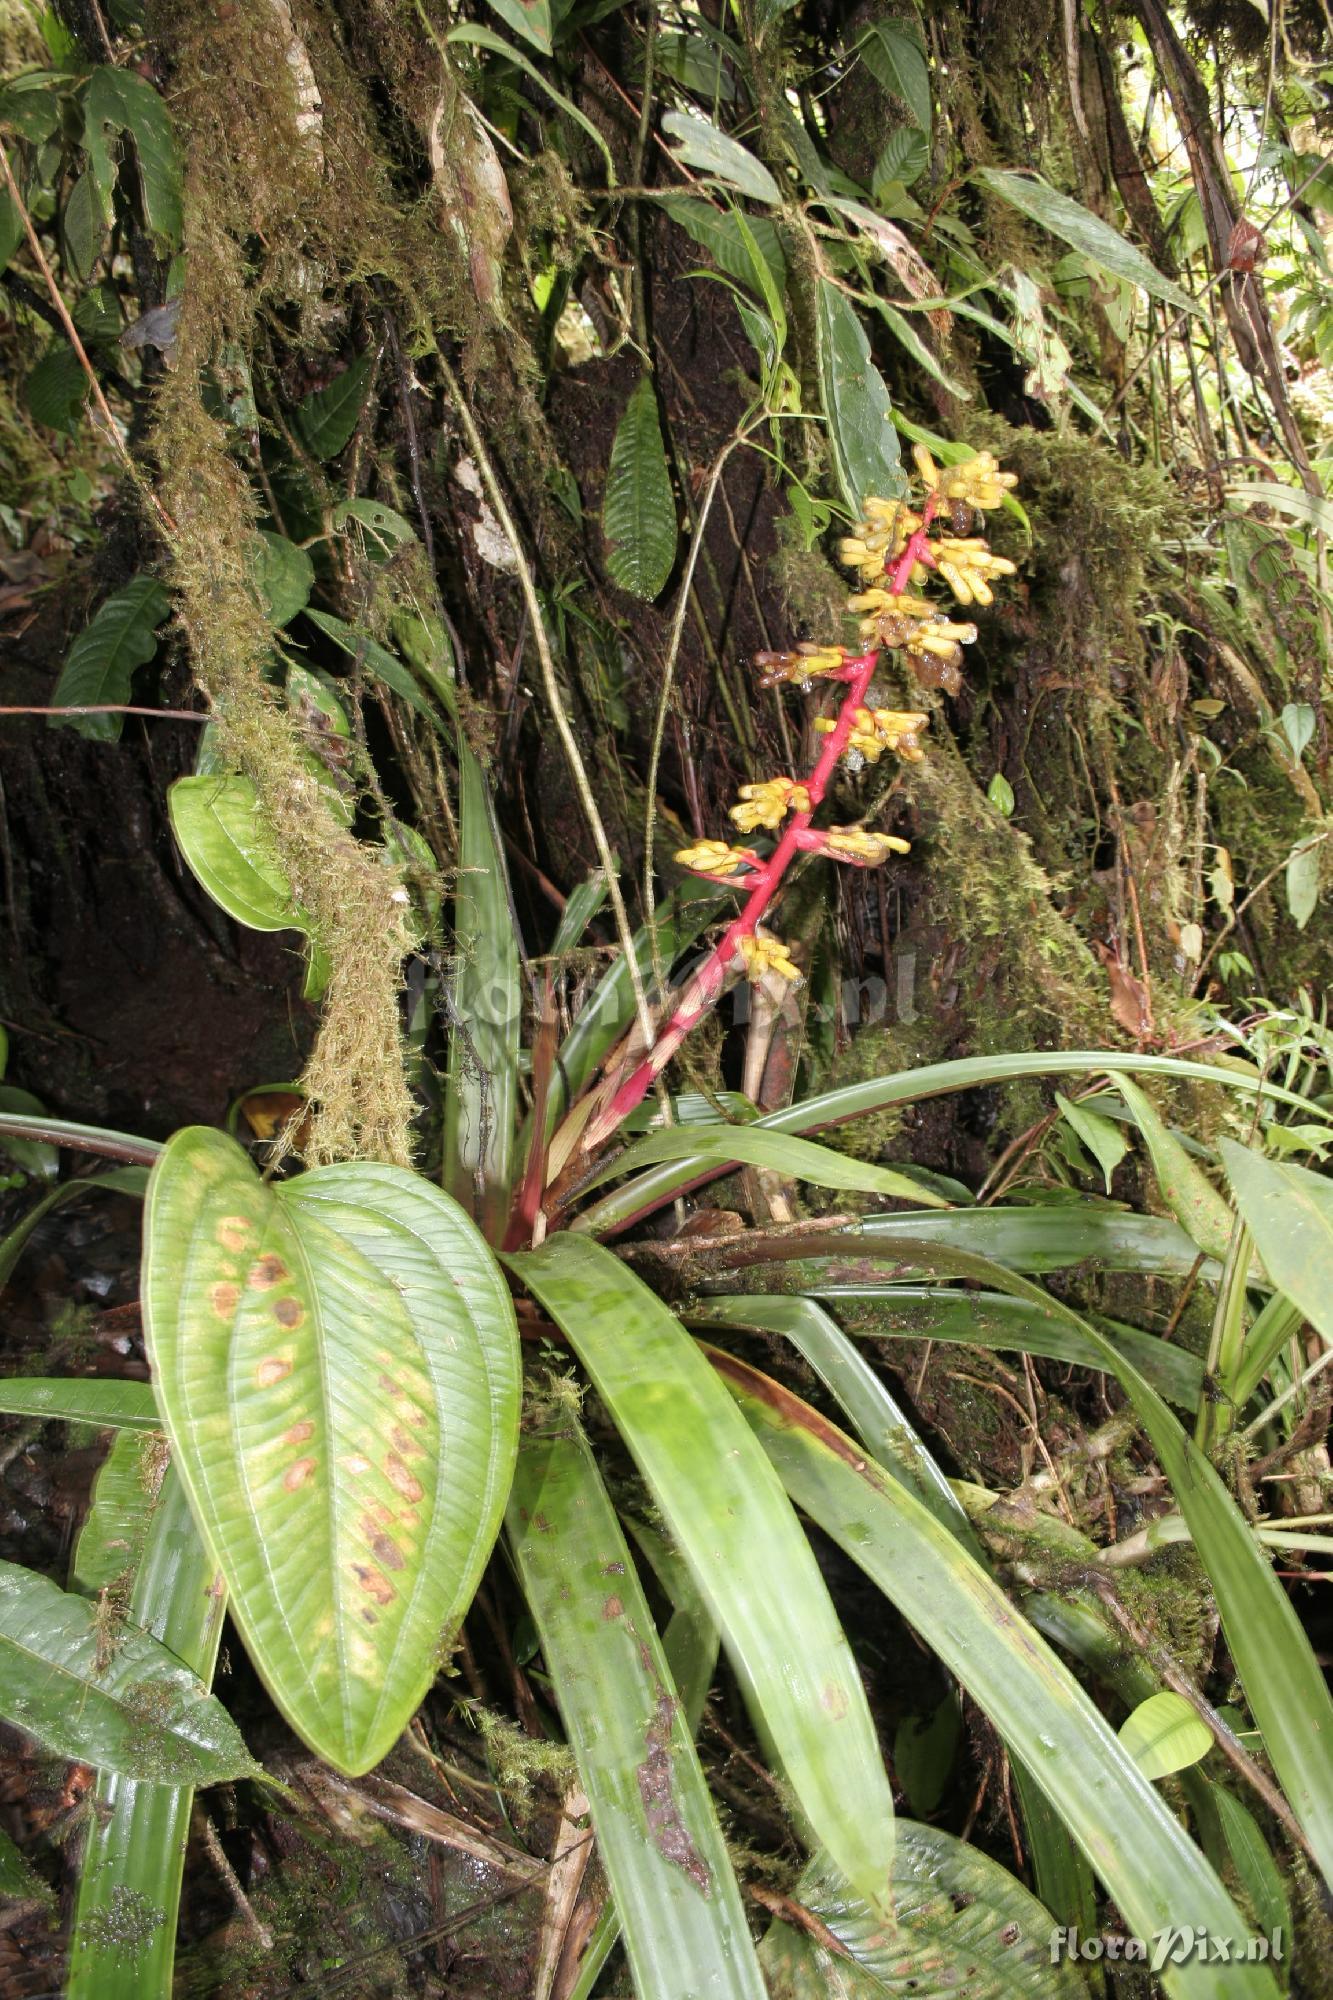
[[579, 502, 940, 1153]]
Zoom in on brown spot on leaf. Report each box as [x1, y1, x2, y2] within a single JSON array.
[[210, 1281, 240, 1319], [273, 1297, 304, 1329], [603, 1595, 624, 1621], [370, 1533, 406, 1571], [820, 1682, 849, 1720], [256, 1356, 292, 1388], [216, 1215, 253, 1253], [343, 1454, 371, 1475], [248, 1253, 288, 1290], [283, 1456, 317, 1492], [378, 1373, 405, 1399], [352, 1564, 396, 1606], [361, 1608, 378, 1625], [385, 1454, 424, 1503], [390, 1425, 422, 1457], [283, 1420, 315, 1446], [638, 1689, 710, 1895]]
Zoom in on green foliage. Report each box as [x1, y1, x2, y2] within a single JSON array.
[[141, 1127, 520, 1775], [50, 575, 170, 740], [602, 374, 678, 601], [815, 280, 903, 510]]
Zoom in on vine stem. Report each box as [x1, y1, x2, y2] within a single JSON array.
[[436, 354, 654, 1051]]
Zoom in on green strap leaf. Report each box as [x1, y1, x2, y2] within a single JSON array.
[[509, 1422, 766, 2000], [602, 375, 678, 601], [0, 1557, 256, 1785], [505, 1233, 896, 1914], [655, 193, 787, 294], [481, 0, 552, 55], [716, 1353, 1280, 2000], [142, 1128, 520, 1775], [1115, 1077, 1235, 1262], [443, 741, 521, 1237], [975, 168, 1199, 320], [50, 575, 170, 742], [580, 1122, 947, 1205]]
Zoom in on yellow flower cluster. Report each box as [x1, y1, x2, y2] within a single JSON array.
[[933, 537, 1017, 608], [823, 827, 912, 864], [738, 930, 801, 983], [674, 840, 760, 881], [730, 776, 812, 833], [838, 498, 923, 585], [911, 444, 1018, 513], [815, 706, 928, 764]]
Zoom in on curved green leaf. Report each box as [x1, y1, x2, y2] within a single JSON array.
[[510, 1422, 766, 2000], [0, 1558, 254, 1785], [655, 193, 787, 294], [581, 1123, 947, 1206], [754, 1229, 1333, 1894], [603, 375, 678, 601], [167, 773, 328, 999], [787, 1284, 1202, 1410], [861, 19, 931, 132], [975, 168, 1198, 319], [580, 1048, 1320, 1234], [1120, 1693, 1212, 1782], [1115, 1077, 1234, 1261], [142, 1128, 521, 1774], [482, 0, 552, 55], [253, 529, 314, 626], [50, 575, 170, 742], [505, 1233, 896, 1915], [837, 1205, 1210, 1277], [715, 1353, 1279, 2000], [760, 1828, 1086, 2000]]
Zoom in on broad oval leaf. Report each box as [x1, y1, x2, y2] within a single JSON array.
[[142, 1128, 521, 1774], [253, 529, 314, 626], [1120, 1693, 1212, 1782], [50, 575, 171, 742], [510, 1423, 767, 2000], [760, 1829, 1086, 2000], [482, 0, 552, 55], [661, 109, 780, 204], [167, 773, 328, 999], [505, 1233, 896, 1916], [602, 375, 678, 601], [861, 19, 931, 133], [656, 193, 787, 295], [83, 65, 183, 251], [0, 1559, 255, 1786]]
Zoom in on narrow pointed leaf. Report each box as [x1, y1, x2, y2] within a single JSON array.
[[505, 1233, 896, 1913], [443, 741, 521, 1236], [582, 1050, 1324, 1234], [746, 1230, 1333, 1893], [975, 168, 1198, 318], [580, 1123, 947, 1206], [294, 353, 375, 459], [694, 1295, 972, 1542], [143, 1128, 520, 1774], [0, 1377, 157, 1434], [1115, 1076, 1234, 1261], [0, 1558, 254, 1785], [713, 1351, 1279, 2000], [50, 575, 170, 742], [68, 1470, 229, 2000], [509, 1423, 766, 2000], [816, 278, 902, 514]]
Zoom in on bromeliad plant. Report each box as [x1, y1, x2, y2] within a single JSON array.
[[2, 449, 1333, 2000]]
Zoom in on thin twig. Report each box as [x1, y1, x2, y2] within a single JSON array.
[[0, 704, 206, 722]]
